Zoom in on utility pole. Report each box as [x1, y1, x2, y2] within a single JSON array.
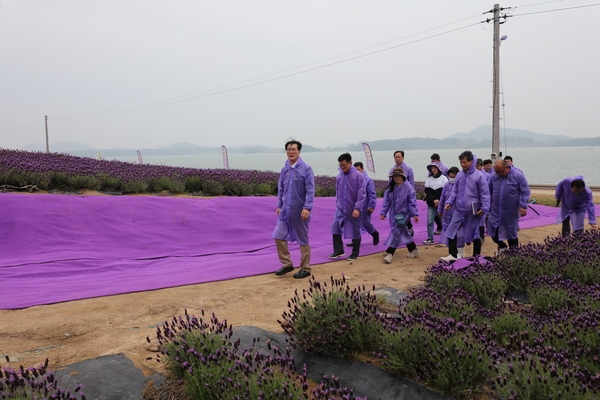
[[45, 115, 50, 153], [491, 4, 501, 162], [484, 4, 511, 163]]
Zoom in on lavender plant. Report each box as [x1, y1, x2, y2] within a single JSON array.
[[426, 259, 508, 310], [0, 149, 391, 197], [153, 310, 308, 399], [383, 287, 496, 396], [528, 275, 600, 315], [151, 310, 365, 400], [493, 353, 597, 400], [278, 276, 388, 358], [383, 314, 494, 396], [488, 302, 535, 350], [0, 358, 88, 400], [310, 374, 366, 400]]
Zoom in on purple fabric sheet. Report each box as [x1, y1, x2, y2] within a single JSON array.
[[0, 193, 567, 309]]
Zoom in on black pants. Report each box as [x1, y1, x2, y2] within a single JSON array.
[[561, 216, 583, 237], [386, 241, 416, 255], [448, 236, 481, 258], [434, 214, 442, 231], [491, 233, 518, 249], [333, 234, 360, 257]]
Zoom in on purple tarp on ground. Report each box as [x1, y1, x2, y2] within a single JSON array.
[[0, 193, 569, 309]]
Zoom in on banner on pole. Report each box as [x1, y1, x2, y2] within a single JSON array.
[[136, 151, 143, 165], [361, 142, 375, 175], [221, 145, 229, 169]]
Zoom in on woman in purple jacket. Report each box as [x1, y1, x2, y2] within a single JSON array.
[[380, 168, 420, 263]]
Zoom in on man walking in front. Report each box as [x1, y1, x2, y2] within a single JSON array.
[[555, 176, 597, 236], [389, 150, 415, 186], [272, 140, 315, 279], [487, 160, 530, 253], [442, 151, 490, 261], [331, 153, 366, 261]]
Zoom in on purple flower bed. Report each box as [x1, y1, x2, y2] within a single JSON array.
[[280, 232, 600, 398], [0, 149, 398, 196]]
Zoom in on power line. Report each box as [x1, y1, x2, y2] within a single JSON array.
[[51, 13, 484, 121], [512, 2, 600, 16], [50, 21, 481, 121], [0, 118, 44, 134], [6, 2, 598, 127]]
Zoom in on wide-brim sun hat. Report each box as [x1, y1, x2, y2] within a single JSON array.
[[389, 168, 407, 179], [426, 163, 440, 173]]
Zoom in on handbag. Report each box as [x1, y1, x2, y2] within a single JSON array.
[[394, 213, 407, 228]]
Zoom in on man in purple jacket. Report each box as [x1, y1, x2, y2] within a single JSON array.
[[331, 153, 366, 261], [272, 140, 315, 279], [441, 150, 490, 261], [555, 176, 597, 236], [346, 162, 379, 247], [487, 160, 530, 253]]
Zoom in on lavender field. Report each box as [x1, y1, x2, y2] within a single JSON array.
[[0, 149, 409, 196]]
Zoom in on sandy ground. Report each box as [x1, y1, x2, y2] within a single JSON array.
[[0, 189, 590, 377]]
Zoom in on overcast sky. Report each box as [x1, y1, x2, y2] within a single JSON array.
[[1, 0, 598, 150]]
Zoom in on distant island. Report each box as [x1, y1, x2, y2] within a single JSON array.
[[20, 125, 600, 158]]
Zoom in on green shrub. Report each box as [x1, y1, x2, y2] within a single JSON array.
[[148, 176, 172, 192], [315, 185, 335, 197], [254, 182, 272, 195], [202, 179, 224, 196], [66, 175, 102, 190], [121, 180, 148, 194], [222, 180, 253, 196], [48, 171, 69, 188], [98, 174, 121, 191], [169, 179, 185, 194], [184, 175, 202, 192], [0, 169, 50, 190]]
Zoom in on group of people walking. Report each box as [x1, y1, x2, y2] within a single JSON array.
[[272, 140, 597, 279]]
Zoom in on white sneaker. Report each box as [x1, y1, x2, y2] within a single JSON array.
[[384, 253, 393, 264], [440, 254, 458, 262], [457, 248, 465, 258], [406, 248, 420, 258], [494, 247, 507, 256]]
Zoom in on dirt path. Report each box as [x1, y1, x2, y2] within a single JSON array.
[[0, 190, 588, 377]]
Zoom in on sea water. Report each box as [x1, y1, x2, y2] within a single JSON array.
[[111, 146, 599, 186]]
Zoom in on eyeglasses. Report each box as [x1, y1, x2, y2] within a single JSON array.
[[286, 148, 299, 153]]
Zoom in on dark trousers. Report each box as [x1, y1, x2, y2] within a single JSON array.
[[561, 216, 583, 237], [434, 214, 442, 231], [334, 234, 360, 257], [491, 234, 518, 249], [449, 236, 481, 258], [386, 241, 416, 255]]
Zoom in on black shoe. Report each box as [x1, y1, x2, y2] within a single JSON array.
[[329, 252, 345, 259], [372, 231, 380, 245], [275, 266, 294, 276], [346, 242, 354, 247], [293, 269, 311, 279], [347, 254, 359, 261]]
